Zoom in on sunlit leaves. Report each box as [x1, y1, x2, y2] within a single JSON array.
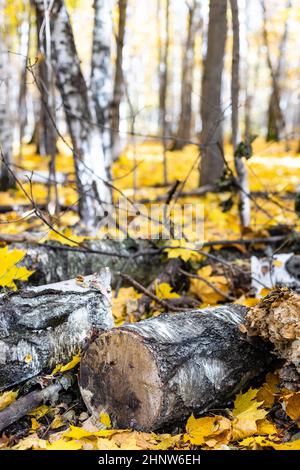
[[0, 246, 34, 290]]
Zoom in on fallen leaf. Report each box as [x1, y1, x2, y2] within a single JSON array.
[[232, 389, 268, 440], [0, 390, 18, 411], [100, 411, 112, 428], [184, 415, 232, 448], [0, 246, 34, 290]]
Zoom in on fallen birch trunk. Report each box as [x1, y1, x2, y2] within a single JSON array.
[[14, 239, 162, 287], [80, 304, 272, 431], [0, 269, 113, 391]]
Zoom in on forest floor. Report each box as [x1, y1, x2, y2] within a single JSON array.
[[0, 139, 300, 450]]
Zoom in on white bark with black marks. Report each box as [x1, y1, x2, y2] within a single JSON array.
[[80, 305, 272, 431], [0, 1, 14, 190], [230, 0, 250, 228], [91, 0, 113, 169], [0, 270, 113, 391], [33, 0, 111, 227]]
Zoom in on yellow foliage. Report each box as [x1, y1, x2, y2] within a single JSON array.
[[189, 265, 229, 305], [51, 353, 81, 375], [0, 246, 34, 290], [184, 415, 232, 448], [232, 389, 268, 440], [155, 282, 180, 299], [284, 392, 300, 422], [0, 390, 18, 411], [100, 411, 112, 428]]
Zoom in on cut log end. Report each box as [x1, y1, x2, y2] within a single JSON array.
[[80, 329, 163, 430], [80, 306, 273, 431]]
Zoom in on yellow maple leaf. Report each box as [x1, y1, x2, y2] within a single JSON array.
[[42, 228, 86, 247], [50, 415, 64, 430], [27, 405, 50, 419], [257, 372, 279, 408], [189, 265, 229, 305], [63, 425, 127, 440], [155, 282, 180, 299], [284, 392, 300, 422], [100, 411, 112, 428], [0, 246, 34, 290], [184, 415, 232, 448], [165, 240, 206, 263], [51, 353, 80, 375], [0, 390, 18, 411], [232, 388, 268, 440]]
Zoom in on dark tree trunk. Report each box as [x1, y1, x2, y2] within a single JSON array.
[[173, 0, 201, 150], [80, 304, 272, 431], [111, 0, 128, 161], [199, 0, 227, 187], [0, 270, 113, 391]]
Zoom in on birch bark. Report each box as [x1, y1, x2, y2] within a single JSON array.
[[91, 0, 113, 169]]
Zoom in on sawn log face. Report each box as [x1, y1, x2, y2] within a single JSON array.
[[80, 305, 272, 431]]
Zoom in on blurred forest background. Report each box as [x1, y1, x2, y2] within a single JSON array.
[[0, 0, 299, 241], [1, 1, 300, 452]]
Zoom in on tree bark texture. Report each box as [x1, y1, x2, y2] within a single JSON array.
[[0, 0, 15, 190], [111, 0, 127, 160], [80, 304, 272, 431], [15, 239, 163, 288], [174, 0, 201, 150], [91, 0, 113, 169], [33, 0, 111, 227], [200, 0, 227, 187], [230, 0, 250, 228], [0, 270, 113, 391]]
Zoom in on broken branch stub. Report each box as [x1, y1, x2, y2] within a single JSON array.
[[80, 305, 272, 431]]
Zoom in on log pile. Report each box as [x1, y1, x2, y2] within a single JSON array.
[[0, 269, 113, 391], [79, 305, 272, 431]]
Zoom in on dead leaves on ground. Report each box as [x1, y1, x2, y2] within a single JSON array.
[[1, 379, 300, 451]]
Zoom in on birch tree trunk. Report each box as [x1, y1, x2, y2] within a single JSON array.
[[199, 0, 227, 187], [91, 0, 113, 170], [0, 1, 15, 190], [158, 0, 170, 184], [230, 0, 250, 228], [173, 0, 201, 150], [34, 0, 111, 228], [111, 0, 127, 161], [35, 4, 57, 159]]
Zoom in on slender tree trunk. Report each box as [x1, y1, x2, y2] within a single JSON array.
[[35, 6, 57, 158], [16, 12, 31, 158], [35, 3, 59, 214], [0, 0, 15, 190], [199, 0, 227, 187], [261, 0, 290, 142], [173, 0, 201, 150], [230, 0, 250, 228], [111, 0, 127, 161], [91, 0, 113, 171], [158, 0, 170, 184], [34, 0, 111, 228]]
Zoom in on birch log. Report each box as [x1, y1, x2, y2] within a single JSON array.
[[80, 305, 272, 431], [0, 269, 113, 391], [15, 239, 162, 287]]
